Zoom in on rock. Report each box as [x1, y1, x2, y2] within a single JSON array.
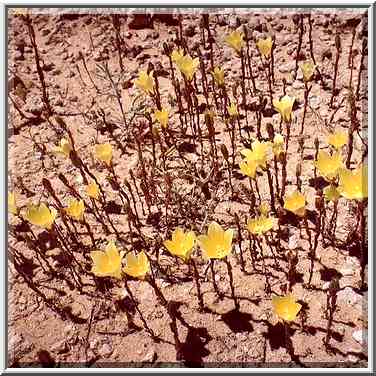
[[142, 348, 157, 362], [8, 333, 33, 365], [98, 343, 113, 357], [279, 62, 294, 73], [352, 329, 367, 345], [337, 287, 362, 306], [51, 339, 68, 354], [184, 24, 196, 37], [292, 81, 305, 90], [309, 95, 321, 110]]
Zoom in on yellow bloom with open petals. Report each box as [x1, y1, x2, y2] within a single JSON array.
[[95, 143, 112, 166], [247, 215, 276, 236], [8, 192, 18, 215], [53, 138, 72, 158], [324, 184, 340, 202], [86, 181, 99, 200], [90, 241, 124, 279], [24, 203, 57, 230], [272, 294, 302, 322], [171, 48, 185, 63], [154, 108, 169, 129], [164, 228, 196, 261], [315, 151, 344, 181], [134, 70, 155, 94], [239, 158, 258, 179], [241, 140, 270, 169], [273, 95, 295, 123], [260, 202, 270, 216], [256, 36, 273, 58], [176, 55, 199, 81], [198, 221, 234, 260], [327, 130, 348, 150], [225, 30, 245, 54], [123, 251, 150, 279], [65, 199, 85, 221], [338, 165, 368, 200], [272, 133, 285, 157], [284, 190, 306, 217], [211, 67, 225, 87], [300, 61, 316, 82], [227, 102, 238, 117]]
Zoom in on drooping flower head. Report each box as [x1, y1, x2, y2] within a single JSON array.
[[272, 133, 285, 157], [327, 130, 348, 150], [211, 67, 225, 87], [300, 61, 316, 82], [123, 251, 150, 279], [227, 102, 239, 117], [272, 294, 302, 322], [225, 30, 245, 54], [338, 164, 368, 200], [95, 143, 113, 166], [323, 184, 340, 202], [24, 203, 57, 230], [8, 192, 18, 215], [53, 138, 72, 158], [90, 241, 124, 279], [134, 70, 155, 94], [86, 181, 100, 200], [198, 221, 234, 260], [164, 228, 196, 261], [284, 190, 306, 217], [65, 199, 85, 221], [315, 151, 344, 181], [247, 215, 276, 236], [154, 108, 169, 129], [273, 95, 295, 123], [176, 54, 199, 81], [256, 36, 273, 58]]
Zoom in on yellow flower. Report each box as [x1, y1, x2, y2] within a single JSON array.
[[273, 95, 295, 123], [8, 192, 18, 215], [86, 181, 100, 200], [123, 251, 150, 279], [90, 241, 124, 279], [239, 158, 258, 179], [211, 67, 225, 87], [65, 199, 85, 221], [154, 108, 169, 129], [259, 202, 270, 216], [198, 221, 234, 260], [176, 54, 199, 81], [164, 228, 196, 261], [338, 165, 368, 200], [240, 140, 270, 169], [134, 70, 155, 94], [24, 203, 57, 230], [94, 143, 112, 166], [315, 151, 344, 181], [284, 190, 306, 217], [327, 130, 348, 149], [227, 102, 239, 117], [272, 133, 285, 157], [225, 30, 245, 54], [272, 294, 302, 322], [247, 215, 276, 235], [256, 36, 273, 58], [171, 48, 185, 63], [53, 138, 72, 158], [300, 61, 316, 82], [323, 184, 340, 202]]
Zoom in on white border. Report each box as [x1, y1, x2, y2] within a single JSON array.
[[1, 1, 373, 373]]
